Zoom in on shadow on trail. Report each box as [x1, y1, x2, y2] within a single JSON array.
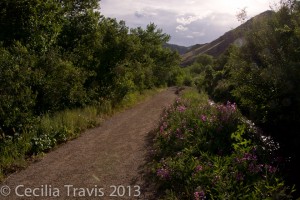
[[131, 87, 182, 200]]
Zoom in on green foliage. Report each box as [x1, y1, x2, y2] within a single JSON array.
[[195, 54, 214, 66], [189, 62, 205, 75], [130, 23, 180, 88], [0, 104, 101, 177], [114, 88, 163, 110], [59, 0, 99, 16], [31, 134, 56, 153], [0, 88, 161, 180], [0, 43, 37, 134], [212, 1, 300, 127], [194, 1, 300, 127], [0, 131, 32, 179], [31, 105, 100, 154], [166, 66, 185, 86], [231, 125, 252, 152], [33, 50, 88, 112], [189, 1, 300, 194], [0, 0, 180, 131], [0, 0, 64, 52], [0, 0, 181, 179], [192, 2, 300, 129], [150, 90, 295, 199]]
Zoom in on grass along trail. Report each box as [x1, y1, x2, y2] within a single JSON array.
[[1, 87, 178, 199]]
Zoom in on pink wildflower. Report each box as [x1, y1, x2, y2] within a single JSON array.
[[265, 165, 277, 173], [201, 115, 207, 122], [177, 105, 187, 112], [194, 190, 206, 200], [195, 165, 203, 172], [156, 168, 170, 180]]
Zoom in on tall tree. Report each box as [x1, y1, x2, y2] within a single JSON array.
[[0, 0, 64, 52]]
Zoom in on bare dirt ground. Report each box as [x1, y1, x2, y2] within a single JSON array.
[[2, 87, 178, 200]]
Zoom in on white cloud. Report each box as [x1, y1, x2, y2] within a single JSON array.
[[100, 0, 280, 46], [176, 11, 212, 25], [192, 31, 205, 37], [176, 25, 188, 32], [177, 15, 200, 25], [135, 8, 158, 18], [134, 11, 144, 18], [186, 0, 196, 4], [101, 0, 279, 17]]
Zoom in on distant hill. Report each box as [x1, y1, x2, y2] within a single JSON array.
[[163, 43, 190, 55], [164, 43, 206, 55], [181, 10, 274, 66]]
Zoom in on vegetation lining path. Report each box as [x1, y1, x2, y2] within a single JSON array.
[[2, 88, 178, 199]]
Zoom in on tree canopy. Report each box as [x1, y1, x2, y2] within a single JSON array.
[[0, 0, 181, 135]]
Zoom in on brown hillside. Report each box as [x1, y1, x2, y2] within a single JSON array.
[[181, 10, 274, 66]]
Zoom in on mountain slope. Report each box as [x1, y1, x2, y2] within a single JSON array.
[[164, 43, 189, 55], [181, 10, 274, 66], [164, 43, 206, 55]]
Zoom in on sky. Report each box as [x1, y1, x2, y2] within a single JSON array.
[[100, 0, 279, 46]]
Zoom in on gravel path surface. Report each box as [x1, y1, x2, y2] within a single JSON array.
[[2, 87, 178, 200]]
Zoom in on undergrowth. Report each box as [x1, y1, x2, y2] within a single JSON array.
[[0, 88, 162, 181], [150, 89, 295, 199]]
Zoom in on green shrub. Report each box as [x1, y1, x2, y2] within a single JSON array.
[[183, 75, 193, 86], [0, 43, 37, 135], [0, 131, 32, 179], [150, 90, 295, 199], [31, 134, 56, 153]]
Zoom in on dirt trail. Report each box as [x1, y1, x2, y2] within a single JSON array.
[[2, 88, 178, 200]]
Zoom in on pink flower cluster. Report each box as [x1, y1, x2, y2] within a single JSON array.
[[265, 165, 277, 173], [200, 115, 207, 122], [194, 190, 206, 200], [160, 122, 168, 133], [157, 168, 170, 180], [177, 105, 187, 112], [216, 101, 237, 122], [195, 165, 203, 172], [236, 153, 257, 163], [248, 163, 263, 173]]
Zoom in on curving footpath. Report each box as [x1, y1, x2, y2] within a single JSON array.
[[1, 87, 178, 200]]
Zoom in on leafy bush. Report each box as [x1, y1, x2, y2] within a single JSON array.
[[0, 0, 181, 137], [33, 50, 88, 113], [0, 43, 37, 135], [195, 54, 214, 66], [31, 134, 56, 153], [0, 0, 182, 181], [0, 132, 32, 179], [194, 2, 300, 191], [150, 90, 295, 199]]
